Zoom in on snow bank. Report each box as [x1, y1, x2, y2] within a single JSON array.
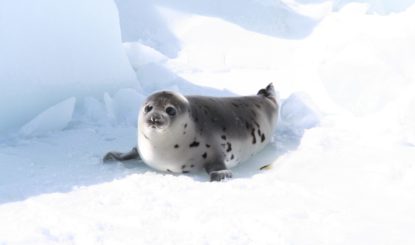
[[114, 0, 319, 58], [164, 2, 415, 118], [1, 123, 414, 244], [331, 0, 415, 14], [316, 3, 415, 116], [20, 97, 76, 136], [279, 93, 321, 136], [0, 0, 137, 135]]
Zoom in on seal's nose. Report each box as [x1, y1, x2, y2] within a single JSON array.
[[147, 113, 164, 127], [150, 113, 162, 123]]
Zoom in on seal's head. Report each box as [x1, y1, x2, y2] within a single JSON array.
[[139, 91, 189, 135]]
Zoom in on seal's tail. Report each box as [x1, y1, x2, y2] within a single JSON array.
[[257, 83, 276, 101]]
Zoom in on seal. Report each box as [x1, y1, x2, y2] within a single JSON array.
[[104, 83, 278, 181]]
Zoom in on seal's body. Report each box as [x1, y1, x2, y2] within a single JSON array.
[[104, 84, 278, 181]]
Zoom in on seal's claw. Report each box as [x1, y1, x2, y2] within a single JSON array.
[[209, 170, 233, 182]]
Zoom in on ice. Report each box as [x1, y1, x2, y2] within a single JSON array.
[[20, 97, 76, 137], [123, 42, 168, 69], [114, 0, 182, 58], [112, 89, 145, 126], [114, 0, 320, 58], [0, 0, 138, 135], [73, 97, 109, 126], [279, 92, 321, 136]]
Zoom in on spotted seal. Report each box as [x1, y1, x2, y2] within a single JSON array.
[[104, 83, 278, 181]]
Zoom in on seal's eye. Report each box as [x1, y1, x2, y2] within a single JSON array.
[[165, 106, 176, 116], [144, 105, 153, 113]]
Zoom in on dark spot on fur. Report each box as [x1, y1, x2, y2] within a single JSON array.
[[206, 144, 211, 148], [202, 152, 207, 159], [181, 165, 186, 169], [257, 129, 262, 137], [182, 170, 189, 173], [251, 128, 257, 144], [261, 134, 266, 142], [231, 103, 239, 108], [167, 169, 172, 173], [255, 103, 261, 109], [190, 164, 195, 168], [174, 144, 179, 148], [251, 110, 256, 116], [245, 122, 250, 130], [183, 131, 186, 135], [189, 141, 200, 147], [222, 127, 227, 131], [226, 142, 232, 152], [184, 123, 187, 128], [253, 120, 260, 128], [231, 154, 234, 160], [195, 117, 199, 123], [221, 135, 227, 140]]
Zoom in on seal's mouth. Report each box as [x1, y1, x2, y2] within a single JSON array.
[[147, 121, 163, 128], [146, 121, 166, 130], [145, 112, 168, 130]]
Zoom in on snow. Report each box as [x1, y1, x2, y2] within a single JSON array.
[[1, 0, 415, 244], [20, 97, 76, 137]]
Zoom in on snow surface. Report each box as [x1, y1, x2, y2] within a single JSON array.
[[1, 0, 415, 244]]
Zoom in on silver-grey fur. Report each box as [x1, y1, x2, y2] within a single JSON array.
[[103, 83, 278, 181]]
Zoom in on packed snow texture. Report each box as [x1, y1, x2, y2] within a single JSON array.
[[1, 0, 415, 244]]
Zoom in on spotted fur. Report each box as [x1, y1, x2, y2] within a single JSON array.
[[105, 83, 278, 181]]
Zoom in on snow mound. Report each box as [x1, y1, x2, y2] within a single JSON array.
[[332, 0, 415, 14], [279, 92, 321, 136], [114, 0, 320, 58], [317, 3, 415, 116], [123, 42, 168, 69], [106, 89, 145, 126], [20, 97, 76, 137]]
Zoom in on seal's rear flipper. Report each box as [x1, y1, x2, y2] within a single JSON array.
[[257, 83, 276, 102], [103, 147, 141, 162]]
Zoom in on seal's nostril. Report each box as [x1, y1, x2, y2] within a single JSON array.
[[149, 113, 163, 125], [151, 116, 160, 123]]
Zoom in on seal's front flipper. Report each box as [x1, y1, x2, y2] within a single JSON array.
[[204, 161, 233, 182], [209, 170, 232, 181], [103, 147, 141, 162]]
